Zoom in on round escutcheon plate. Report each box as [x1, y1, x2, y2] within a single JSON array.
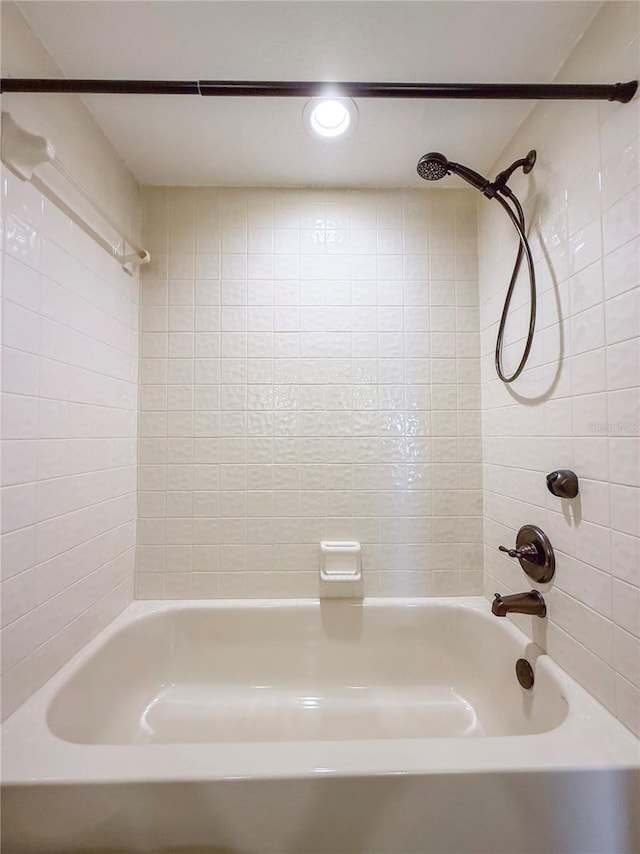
[[515, 524, 555, 583]]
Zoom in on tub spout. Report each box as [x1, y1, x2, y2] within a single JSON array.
[[492, 590, 546, 618]]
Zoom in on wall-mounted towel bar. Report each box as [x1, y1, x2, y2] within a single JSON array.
[[0, 112, 149, 275]]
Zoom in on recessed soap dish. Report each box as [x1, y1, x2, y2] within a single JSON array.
[[320, 541, 362, 582]]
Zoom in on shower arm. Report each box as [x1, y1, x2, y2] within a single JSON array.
[[0, 78, 637, 102]]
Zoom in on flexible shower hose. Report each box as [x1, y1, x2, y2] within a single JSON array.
[[493, 187, 537, 384]]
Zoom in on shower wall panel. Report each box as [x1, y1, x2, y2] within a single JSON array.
[[137, 187, 482, 599], [0, 170, 139, 720], [0, 4, 141, 721], [479, 1, 640, 736]]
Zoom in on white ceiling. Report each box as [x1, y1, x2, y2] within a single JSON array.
[[18, 1, 602, 187]]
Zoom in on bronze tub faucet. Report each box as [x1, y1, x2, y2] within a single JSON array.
[[492, 590, 547, 618]]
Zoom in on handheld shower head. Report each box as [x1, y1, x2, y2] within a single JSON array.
[[417, 152, 449, 181], [415, 147, 539, 384], [417, 152, 493, 196]]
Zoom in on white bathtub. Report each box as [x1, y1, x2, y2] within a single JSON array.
[[2, 597, 639, 853]]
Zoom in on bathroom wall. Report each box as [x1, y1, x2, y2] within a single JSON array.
[[479, 0, 639, 736], [0, 1, 140, 238], [137, 187, 482, 598], [0, 5, 140, 719]]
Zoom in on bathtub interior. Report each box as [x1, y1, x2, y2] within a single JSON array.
[[46, 601, 568, 745]]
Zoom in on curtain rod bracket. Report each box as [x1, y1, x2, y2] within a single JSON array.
[[610, 81, 638, 102]]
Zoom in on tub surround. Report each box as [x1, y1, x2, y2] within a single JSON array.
[[137, 186, 482, 600], [0, 3, 141, 723], [0, 165, 139, 722], [479, 0, 640, 737]]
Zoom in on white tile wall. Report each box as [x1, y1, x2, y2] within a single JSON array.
[[137, 187, 482, 599], [479, 2, 640, 736], [0, 168, 139, 719], [1, 2, 141, 242]]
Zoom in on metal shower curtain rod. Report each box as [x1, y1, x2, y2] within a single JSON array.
[[1, 78, 638, 102]]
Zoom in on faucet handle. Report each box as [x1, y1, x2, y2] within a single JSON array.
[[499, 544, 537, 561]]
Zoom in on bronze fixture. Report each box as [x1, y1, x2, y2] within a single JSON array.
[[492, 590, 547, 618], [546, 469, 579, 499], [499, 524, 555, 583], [516, 658, 535, 689]]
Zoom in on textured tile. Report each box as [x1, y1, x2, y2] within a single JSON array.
[[478, 0, 640, 737], [137, 187, 480, 603], [1, 166, 138, 721]]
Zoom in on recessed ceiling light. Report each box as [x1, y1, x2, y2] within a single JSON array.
[[303, 97, 358, 141]]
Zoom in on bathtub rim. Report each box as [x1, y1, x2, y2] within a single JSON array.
[[1, 596, 639, 786]]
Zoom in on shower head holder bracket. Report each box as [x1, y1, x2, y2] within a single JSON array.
[[491, 150, 537, 193]]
